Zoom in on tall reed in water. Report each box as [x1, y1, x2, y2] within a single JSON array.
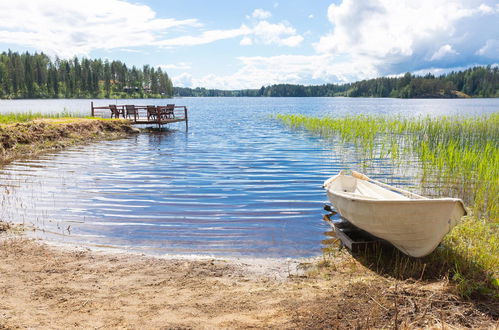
[[276, 113, 499, 220]]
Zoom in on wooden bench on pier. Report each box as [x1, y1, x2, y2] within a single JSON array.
[[90, 102, 188, 128]]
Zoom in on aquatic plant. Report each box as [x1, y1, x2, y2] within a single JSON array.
[[276, 113, 499, 220]]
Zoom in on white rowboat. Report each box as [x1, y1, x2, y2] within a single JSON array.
[[323, 171, 467, 257]]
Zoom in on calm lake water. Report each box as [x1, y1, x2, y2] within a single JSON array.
[[0, 98, 497, 257]]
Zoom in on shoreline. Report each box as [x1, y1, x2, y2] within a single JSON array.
[[27, 233, 322, 281], [0, 117, 139, 165], [1, 223, 498, 329]]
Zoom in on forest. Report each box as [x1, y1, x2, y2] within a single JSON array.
[[0, 50, 496, 100], [174, 66, 498, 98], [0, 50, 173, 99]]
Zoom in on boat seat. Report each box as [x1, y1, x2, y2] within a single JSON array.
[[341, 192, 378, 200], [355, 180, 409, 200]]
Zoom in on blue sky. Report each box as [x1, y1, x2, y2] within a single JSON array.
[[0, 0, 497, 89]]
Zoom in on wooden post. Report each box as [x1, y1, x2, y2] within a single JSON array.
[[91, 101, 94, 117], [157, 106, 161, 130], [184, 106, 188, 129]]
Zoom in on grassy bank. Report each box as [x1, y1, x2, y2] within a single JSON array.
[[0, 111, 82, 124], [0, 112, 138, 164], [276, 113, 498, 299]]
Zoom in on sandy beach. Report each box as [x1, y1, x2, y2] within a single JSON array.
[[1, 224, 497, 329]]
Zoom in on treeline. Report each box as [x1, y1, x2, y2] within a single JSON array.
[[174, 66, 498, 98], [174, 86, 257, 97], [0, 50, 173, 99], [174, 84, 348, 97]]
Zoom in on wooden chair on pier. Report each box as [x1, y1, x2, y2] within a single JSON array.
[[109, 104, 122, 118], [147, 105, 158, 121], [157, 104, 175, 120], [165, 104, 175, 119], [125, 105, 138, 120]]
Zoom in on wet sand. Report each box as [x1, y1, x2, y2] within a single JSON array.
[[1, 227, 497, 329]]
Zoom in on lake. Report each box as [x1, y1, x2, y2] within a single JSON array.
[[0, 97, 497, 257]]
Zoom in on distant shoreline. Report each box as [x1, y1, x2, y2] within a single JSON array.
[[4, 94, 499, 100], [173, 66, 498, 98]]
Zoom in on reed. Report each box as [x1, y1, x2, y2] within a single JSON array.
[[276, 113, 499, 220], [0, 111, 82, 124], [276, 113, 499, 299]]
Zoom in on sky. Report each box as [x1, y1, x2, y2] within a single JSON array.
[[0, 0, 497, 89]]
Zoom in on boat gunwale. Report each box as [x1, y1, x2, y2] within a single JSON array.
[[326, 190, 465, 204]]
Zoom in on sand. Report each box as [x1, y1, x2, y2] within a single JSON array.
[[0, 226, 497, 329]]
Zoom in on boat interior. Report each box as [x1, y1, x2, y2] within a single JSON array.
[[327, 174, 410, 200]]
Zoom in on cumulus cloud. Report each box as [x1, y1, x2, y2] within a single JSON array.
[[242, 8, 303, 47], [429, 44, 458, 61], [0, 0, 200, 57], [477, 39, 499, 59], [172, 72, 194, 87], [252, 9, 272, 20], [0, 0, 303, 56], [314, 0, 499, 76], [240, 37, 253, 46], [251, 21, 303, 47], [158, 62, 191, 70]]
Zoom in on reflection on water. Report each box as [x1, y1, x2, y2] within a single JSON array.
[[0, 97, 497, 257]]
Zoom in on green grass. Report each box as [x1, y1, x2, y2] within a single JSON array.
[[348, 218, 498, 299], [276, 113, 499, 299], [0, 111, 84, 124]]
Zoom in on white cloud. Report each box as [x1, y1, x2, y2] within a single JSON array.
[[252, 21, 303, 47], [477, 39, 499, 59], [314, 0, 499, 76], [154, 20, 303, 48], [252, 9, 272, 20], [0, 0, 304, 56], [158, 62, 191, 70], [240, 37, 253, 46], [430, 44, 458, 61], [172, 72, 194, 87], [478, 4, 495, 14], [174, 54, 378, 89], [316, 0, 465, 56], [0, 0, 200, 57], [308, 14, 314, 19], [154, 26, 251, 47]]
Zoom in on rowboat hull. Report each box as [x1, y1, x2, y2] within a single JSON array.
[[324, 172, 466, 257]]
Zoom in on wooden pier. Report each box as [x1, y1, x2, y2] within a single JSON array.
[[91, 102, 188, 129]]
